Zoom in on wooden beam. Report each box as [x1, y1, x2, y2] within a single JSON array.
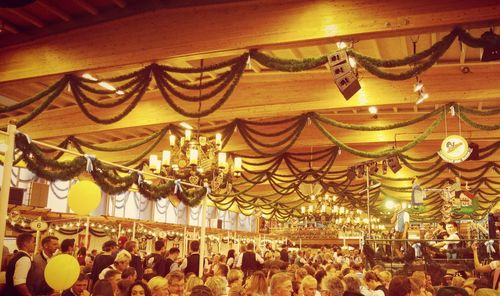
[[37, 1, 72, 22], [1, 0, 500, 83], [8, 9, 45, 28], [72, 0, 99, 16], [3, 68, 500, 139]]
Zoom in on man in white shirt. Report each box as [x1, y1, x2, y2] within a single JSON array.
[[3, 233, 35, 296], [434, 222, 461, 259], [391, 202, 410, 258], [27, 235, 59, 295]]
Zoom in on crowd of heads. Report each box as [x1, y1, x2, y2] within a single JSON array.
[[2, 232, 499, 296]]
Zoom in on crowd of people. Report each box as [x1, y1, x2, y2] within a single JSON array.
[[1, 232, 499, 296]]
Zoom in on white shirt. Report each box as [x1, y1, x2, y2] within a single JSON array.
[[99, 264, 117, 279], [444, 232, 460, 249], [13, 251, 32, 286], [235, 251, 264, 268], [489, 260, 500, 269], [394, 212, 410, 232]]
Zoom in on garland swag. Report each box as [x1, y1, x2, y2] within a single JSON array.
[[15, 134, 207, 207], [2, 27, 500, 129]]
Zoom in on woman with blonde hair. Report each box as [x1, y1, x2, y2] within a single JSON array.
[[148, 276, 169, 296], [184, 276, 204, 296], [244, 271, 267, 296], [377, 271, 392, 291], [206, 276, 228, 296]]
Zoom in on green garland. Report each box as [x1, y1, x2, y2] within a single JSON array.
[[458, 109, 499, 130], [311, 110, 445, 158], [250, 49, 328, 72], [16, 134, 208, 207]]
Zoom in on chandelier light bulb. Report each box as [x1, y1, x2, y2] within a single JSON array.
[[162, 150, 171, 166], [215, 133, 222, 146], [189, 148, 198, 166], [218, 152, 227, 168], [185, 129, 192, 141], [301, 206, 306, 214], [169, 134, 176, 146], [233, 157, 243, 172], [149, 154, 158, 169]]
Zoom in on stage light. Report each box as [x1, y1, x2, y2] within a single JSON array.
[[336, 41, 348, 49], [368, 161, 378, 175], [387, 155, 402, 173], [385, 200, 395, 209], [328, 50, 361, 100], [368, 106, 378, 114]]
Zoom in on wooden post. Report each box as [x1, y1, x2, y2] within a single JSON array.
[[34, 229, 41, 256], [198, 197, 208, 278], [0, 123, 16, 263], [84, 216, 90, 248], [132, 221, 137, 241], [366, 166, 371, 239]]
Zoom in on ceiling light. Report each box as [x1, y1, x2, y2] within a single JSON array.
[[413, 81, 424, 92], [336, 41, 347, 49], [115, 90, 125, 95], [385, 200, 395, 210], [82, 73, 98, 81], [98, 81, 116, 91], [348, 56, 357, 68], [368, 106, 378, 114], [179, 122, 193, 130]]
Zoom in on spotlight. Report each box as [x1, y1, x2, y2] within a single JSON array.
[[387, 155, 402, 173], [336, 41, 348, 49], [347, 167, 356, 180], [480, 29, 500, 62], [328, 50, 361, 100], [368, 106, 378, 114], [368, 161, 378, 175], [356, 165, 365, 178], [381, 160, 388, 175], [385, 200, 395, 209]]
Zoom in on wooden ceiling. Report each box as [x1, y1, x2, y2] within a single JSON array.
[[0, 0, 499, 217]]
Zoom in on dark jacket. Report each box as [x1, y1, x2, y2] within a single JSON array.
[[27, 252, 52, 296]]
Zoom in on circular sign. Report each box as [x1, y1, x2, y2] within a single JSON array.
[[30, 220, 48, 231], [438, 135, 472, 163]]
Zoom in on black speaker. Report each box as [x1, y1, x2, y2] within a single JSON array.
[[328, 50, 360, 100], [9, 187, 24, 205]]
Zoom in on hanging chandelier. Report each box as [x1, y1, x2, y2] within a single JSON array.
[[148, 59, 243, 193]]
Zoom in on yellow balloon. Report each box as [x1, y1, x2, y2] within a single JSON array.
[[68, 180, 101, 215], [44, 254, 80, 291]]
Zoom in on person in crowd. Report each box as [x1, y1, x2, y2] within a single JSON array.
[[295, 267, 308, 282], [76, 246, 87, 266], [294, 250, 307, 267], [206, 275, 227, 296], [99, 249, 132, 279], [122, 266, 138, 282], [60, 238, 75, 255], [215, 263, 229, 280], [432, 222, 449, 240], [144, 240, 165, 270], [235, 246, 246, 269], [432, 222, 463, 259], [205, 254, 221, 276], [106, 269, 122, 295], [410, 271, 434, 296], [166, 270, 185, 295], [227, 269, 244, 293], [321, 275, 345, 296], [472, 241, 500, 289], [27, 235, 59, 295], [185, 276, 204, 296], [388, 276, 411, 296], [270, 272, 294, 296], [91, 240, 118, 287], [226, 249, 236, 268], [190, 285, 213, 296], [342, 275, 364, 296], [61, 273, 90, 296], [128, 281, 153, 296], [364, 271, 387, 295], [155, 246, 180, 277], [147, 276, 169, 296], [125, 240, 144, 280], [117, 279, 133, 296], [86, 249, 98, 266], [92, 279, 115, 296], [2, 233, 35, 296], [377, 271, 392, 291], [244, 270, 267, 296], [237, 242, 264, 278], [390, 202, 410, 258], [302, 275, 320, 296], [180, 241, 201, 276]]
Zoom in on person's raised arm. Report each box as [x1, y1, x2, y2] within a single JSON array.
[[472, 241, 493, 273]]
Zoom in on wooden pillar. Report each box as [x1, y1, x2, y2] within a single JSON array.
[[0, 124, 16, 263]]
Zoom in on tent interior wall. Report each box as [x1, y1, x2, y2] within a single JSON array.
[[0, 0, 499, 254]]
